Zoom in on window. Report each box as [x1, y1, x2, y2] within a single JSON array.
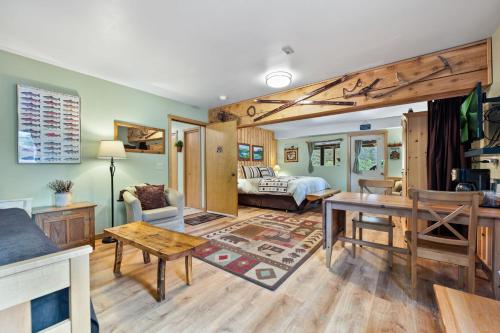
[[323, 146, 334, 166], [357, 140, 378, 171], [311, 141, 341, 166]]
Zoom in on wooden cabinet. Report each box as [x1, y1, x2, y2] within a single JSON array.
[[401, 111, 428, 195], [32, 202, 96, 249], [401, 111, 428, 231]]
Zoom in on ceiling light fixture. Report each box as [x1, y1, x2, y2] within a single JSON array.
[[219, 95, 228, 101], [265, 71, 292, 89]]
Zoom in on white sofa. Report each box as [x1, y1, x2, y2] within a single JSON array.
[[122, 184, 185, 232]]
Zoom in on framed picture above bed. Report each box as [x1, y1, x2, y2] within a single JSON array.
[[284, 147, 298, 162], [252, 145, 264, 161], [238, 143, 251, 161]]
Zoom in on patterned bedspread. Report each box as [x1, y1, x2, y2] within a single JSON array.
[[238, 176, 331, 205], [258, 177, 296, 193]]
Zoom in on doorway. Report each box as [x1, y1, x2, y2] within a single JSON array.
[[349, 131, 387, 192], [168, 117, 206, 212]]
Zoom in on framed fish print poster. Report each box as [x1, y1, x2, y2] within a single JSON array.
[[17, 85, 81, 164]]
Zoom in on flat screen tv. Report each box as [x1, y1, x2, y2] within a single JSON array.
[[460, 82, 483, 143]]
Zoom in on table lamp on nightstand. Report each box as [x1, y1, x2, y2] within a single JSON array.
[[98, 140, 127, 244], [273, 164, 281, 177]]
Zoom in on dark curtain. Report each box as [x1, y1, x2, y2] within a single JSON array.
[[427, 97, 470, 191]]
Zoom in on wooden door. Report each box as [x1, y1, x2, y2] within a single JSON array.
[[169, 132, 178, 190], [184, 128, 201, 209], [206, 121, 237, 216]]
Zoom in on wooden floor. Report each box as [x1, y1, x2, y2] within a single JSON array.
[[90, 206, 493, 333]]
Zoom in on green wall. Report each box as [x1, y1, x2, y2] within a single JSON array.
[[277, 128, 403, 191], [277, 134, 349, 191], [0, 50, 207, 232], [387, 127, 403, 178]]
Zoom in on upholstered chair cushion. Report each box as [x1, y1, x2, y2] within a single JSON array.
[[142, 206, 178, 222]]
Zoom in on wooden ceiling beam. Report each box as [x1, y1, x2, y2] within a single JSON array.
[[209, 39, 492, 128]]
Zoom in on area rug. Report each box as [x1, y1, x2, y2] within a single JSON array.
[[185, 212, 226, 226], [193, 213, 323, 290]]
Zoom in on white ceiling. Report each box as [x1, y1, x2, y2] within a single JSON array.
[[261, 102, 427, 139], [0, 1, 499, 109]]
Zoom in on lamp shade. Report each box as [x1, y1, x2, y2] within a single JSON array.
[[273, 164, 281, 172], [97, 140, 126, 159]]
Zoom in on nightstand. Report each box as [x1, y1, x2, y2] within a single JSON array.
[[32, 202, 96, 249]]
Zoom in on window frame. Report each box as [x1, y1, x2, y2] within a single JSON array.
[[312, 142, 341, 166]]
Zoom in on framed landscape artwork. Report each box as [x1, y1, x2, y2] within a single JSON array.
[[17, 84, 81, 164], [252, 145, 264, 161], [284, 147, 298, 162], [238, 143, 250, 161]]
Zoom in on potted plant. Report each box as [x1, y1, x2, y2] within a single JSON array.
[[175, 140, 184, 152], [48, 180, 74, 207]]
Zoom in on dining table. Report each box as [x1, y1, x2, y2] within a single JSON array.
[[322, 192, 500, 299]]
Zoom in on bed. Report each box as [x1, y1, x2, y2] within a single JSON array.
[[0, 199, 98, 333], [238, 176, 331, 211]]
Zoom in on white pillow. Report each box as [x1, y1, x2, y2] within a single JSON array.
[[241, 166, 262, 178], [258, 166, 275, 177]]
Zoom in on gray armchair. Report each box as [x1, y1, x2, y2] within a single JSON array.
[[122, 184, 184, 232]]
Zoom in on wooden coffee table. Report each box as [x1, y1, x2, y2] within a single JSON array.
[[103, 221, 208, 301]]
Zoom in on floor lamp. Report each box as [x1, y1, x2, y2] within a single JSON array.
[[98, 140, 127, 244]]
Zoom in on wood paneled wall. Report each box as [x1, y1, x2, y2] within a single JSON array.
[[237, 127, 277, 168]]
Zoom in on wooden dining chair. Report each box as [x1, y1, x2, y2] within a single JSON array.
[[352, 179, 395, 267], [406, 189, 481, 293]]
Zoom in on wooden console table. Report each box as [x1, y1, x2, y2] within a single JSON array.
[[323, 192, 500, 299], [104, 222, 208, 302], [32, 202, 96, 249]]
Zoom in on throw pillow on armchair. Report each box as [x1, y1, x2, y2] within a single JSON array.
[[135, 185, 167, 210]]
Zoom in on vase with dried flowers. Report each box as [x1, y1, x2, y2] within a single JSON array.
[[48, 180, 74, 207]]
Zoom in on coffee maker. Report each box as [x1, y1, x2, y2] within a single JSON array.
[[451, 168, 490, 192], [451, 168, 500, 208]]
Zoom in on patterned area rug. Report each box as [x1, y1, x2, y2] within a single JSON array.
[[185, 212, 226, 226], [193, 213, 323, 290]]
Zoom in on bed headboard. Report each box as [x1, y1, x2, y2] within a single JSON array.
[[0, 198, 32, 217]]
